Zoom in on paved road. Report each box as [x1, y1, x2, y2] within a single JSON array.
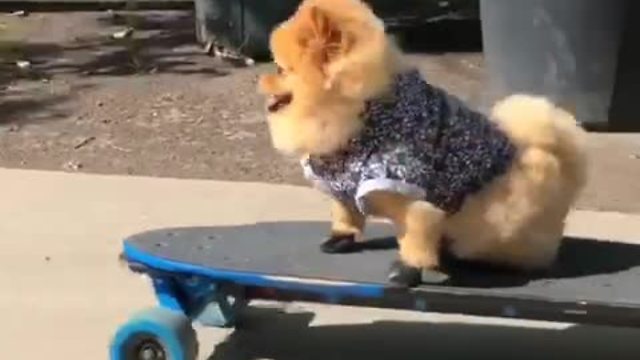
[[1, 11, 639, 214], [0, 168, 639, 359]]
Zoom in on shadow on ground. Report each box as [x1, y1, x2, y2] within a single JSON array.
[[0, 82, 96, 126], [14, 11, 226, 77], [0, 11, 484, 129], [4, 13, 483, 80], [207, 307, 640, 360], [0, 10, 227, 124]]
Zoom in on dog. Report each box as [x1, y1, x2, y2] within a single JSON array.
[[258, 0, 588, 287]]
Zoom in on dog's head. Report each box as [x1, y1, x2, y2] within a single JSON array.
[[258, 0, 402, 155]]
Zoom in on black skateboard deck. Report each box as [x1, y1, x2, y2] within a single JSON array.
[[122, 221, 640, 328]]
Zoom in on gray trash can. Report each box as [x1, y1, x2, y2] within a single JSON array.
[[480, 0, 628, 128]]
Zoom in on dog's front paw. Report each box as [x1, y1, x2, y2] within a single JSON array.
[[387, 260, 449, 287], [320, 233, 359, 254]]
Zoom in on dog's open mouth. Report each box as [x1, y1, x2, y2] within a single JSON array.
[[267, 93, 293, 113]]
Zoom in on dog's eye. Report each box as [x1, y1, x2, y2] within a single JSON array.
[[276, 66, 284, 74]]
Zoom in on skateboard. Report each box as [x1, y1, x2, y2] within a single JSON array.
[[110, 220, 640, 360]]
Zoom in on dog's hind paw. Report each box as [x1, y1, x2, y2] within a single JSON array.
[[420, 268, 449, 285], [388, 260, 449, 287], [388, 260, 422, 287]]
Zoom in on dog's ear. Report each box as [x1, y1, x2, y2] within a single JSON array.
[[297, 5, 353, 65]]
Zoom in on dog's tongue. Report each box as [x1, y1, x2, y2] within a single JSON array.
[[267, 94, 292, 113]]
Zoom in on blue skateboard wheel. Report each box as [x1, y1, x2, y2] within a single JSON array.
[[110, 307, 198, 360]]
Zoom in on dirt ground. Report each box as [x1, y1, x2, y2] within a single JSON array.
[[1, 10, 639, 214]]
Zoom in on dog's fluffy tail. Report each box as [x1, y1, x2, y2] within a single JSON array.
[[490, 94, 589, 193]]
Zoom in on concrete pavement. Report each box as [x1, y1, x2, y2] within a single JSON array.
[[0, 168, 639, 359]]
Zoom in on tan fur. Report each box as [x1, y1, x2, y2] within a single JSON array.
[[258, 0, 405, 155], [444, 95, 588, 269], [365, 191, 445, 268], [330, 197, 365, 240], [259, 0, 588, 271]]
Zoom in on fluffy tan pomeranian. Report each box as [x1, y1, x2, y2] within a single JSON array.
[[258, 0, 588, 287]]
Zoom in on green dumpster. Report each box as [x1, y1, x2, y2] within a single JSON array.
[[194, 0, 479, 60]]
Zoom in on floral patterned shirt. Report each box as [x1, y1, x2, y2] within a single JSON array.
[[302, 69, 517, 215]]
